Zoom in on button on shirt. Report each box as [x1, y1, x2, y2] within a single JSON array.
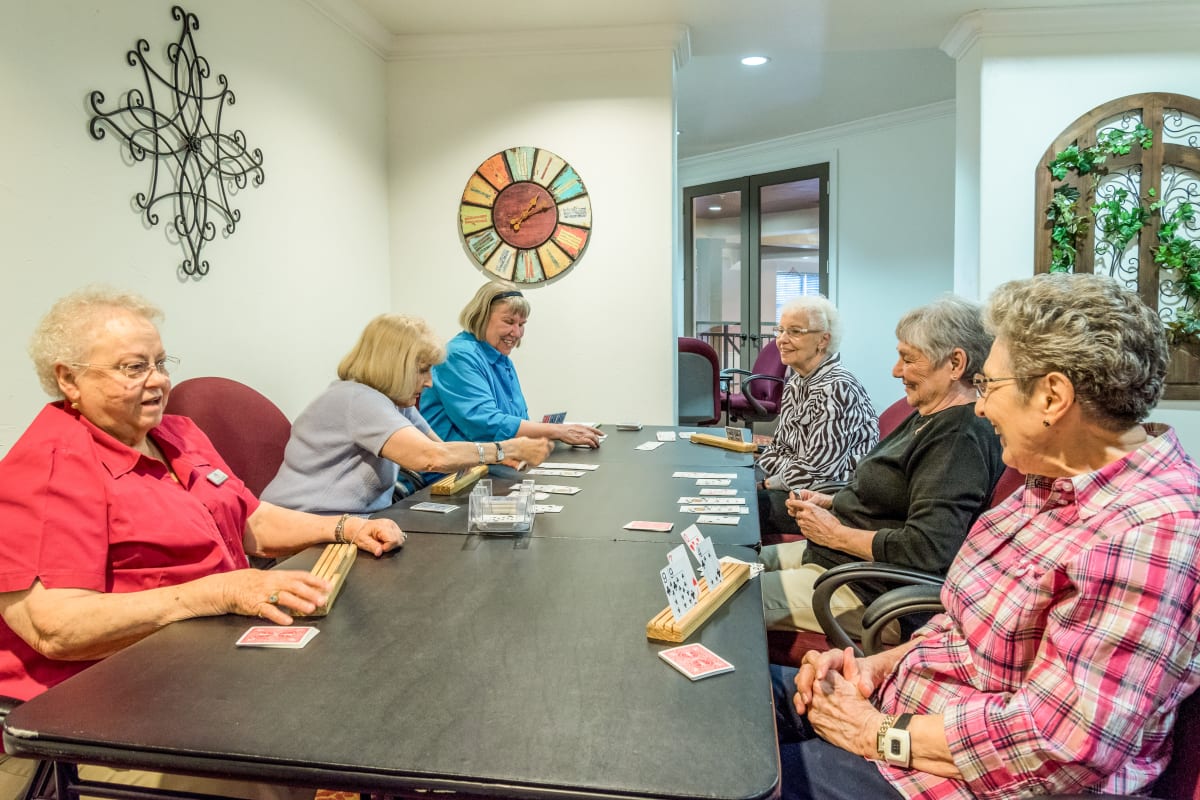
[[876, 425, 1200, 799]]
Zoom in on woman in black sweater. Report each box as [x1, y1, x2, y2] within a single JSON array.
[[760, 295, 1005, 637]]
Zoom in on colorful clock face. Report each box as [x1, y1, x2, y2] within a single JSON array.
[[459, 146, 592, 284]]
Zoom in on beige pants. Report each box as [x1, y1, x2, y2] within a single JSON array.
[[0, 753, 315, 800], [760, 540, 898, 644]]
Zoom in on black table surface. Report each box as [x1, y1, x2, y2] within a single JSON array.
[[5, 534, 779, 800], [378, 459, 760, 547], [563, 425, 756, 467]]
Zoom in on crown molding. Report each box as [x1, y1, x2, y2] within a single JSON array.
[[303, 0, 393, 58], [941, 2, 1200, 60], [389, 23, 690, 66], [679, 100, 955, 178]]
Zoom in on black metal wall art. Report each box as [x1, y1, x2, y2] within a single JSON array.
[[88, 6, 265, 277]]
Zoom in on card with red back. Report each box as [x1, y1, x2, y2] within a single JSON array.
[[236, 626, 320, 648], [624, 520, 673, 531], [658, 643, 735, 680]]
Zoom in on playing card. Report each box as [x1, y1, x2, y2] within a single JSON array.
[[680, 505, 749, 514], [542, 462, 599, 470], [528, 468, 587, 477], [676, 496, 746, 505], [695, 536, 723, 589], [658, 643, 735, 680], [695, 478, 732, 486], [696, 514, 741, 525], [680, 524, 703, 554], [236, 626, 320, 648], [536, 484, 581, 495], [672, 472, 737, 479], [667, 544, 699, 609], [724, 425, 753, 443], [410, 501, 457, 513], [542, 412, 567, 424], [699, 488, 738, 496], [624, 520, 674, 531], [616, 423, 642, 431], [656, 431, 677, 442], [533, 504, 563, 513], [660, 565, 691, 621], [636, 441, 666, 451]]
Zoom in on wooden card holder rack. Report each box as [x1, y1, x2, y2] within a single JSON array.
[[430, 465, 488, 495], [304, 543, 356, 617], [689, 432, 758, 453], [646, 559, 752, 643]]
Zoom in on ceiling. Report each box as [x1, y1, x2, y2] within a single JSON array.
[[346, 0, 1166, 159]]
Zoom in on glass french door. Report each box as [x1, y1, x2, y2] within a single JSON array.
[[683, 164, 829, 373]]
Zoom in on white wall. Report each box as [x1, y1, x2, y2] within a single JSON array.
[[679, 102, 958, 412], [0, 0, 390, 456], [946, 4, 1200, 453], [385, 32, 679, 426]]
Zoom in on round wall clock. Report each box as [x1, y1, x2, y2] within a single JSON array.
[[458, 146, 592, 284]]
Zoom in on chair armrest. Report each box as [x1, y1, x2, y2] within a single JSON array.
[[0, 694, 23, 724], [811, 563, 944, 655], [738, 373, 786, 416], [859, 584, 943, 656], [719, 368, 753, 379]]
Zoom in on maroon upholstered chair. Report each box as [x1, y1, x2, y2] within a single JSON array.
[[677, 337, 722, 426], [721, 340, 789, 425], [166, 376, 292, 497]]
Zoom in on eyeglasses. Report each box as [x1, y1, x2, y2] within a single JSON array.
[[772, 326, 826, 339], [971, 372, 1046, 399], [71, 356, 180, 382]]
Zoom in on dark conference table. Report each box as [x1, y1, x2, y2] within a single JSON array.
[[4, 535, 779, 800], [378, 457, 760, 547], [3, 425, 778, 800]]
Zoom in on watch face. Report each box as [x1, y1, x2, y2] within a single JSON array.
[[459, 146, 592, 284]]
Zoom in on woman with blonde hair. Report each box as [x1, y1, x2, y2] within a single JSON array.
[[262, 313, 552, 514]]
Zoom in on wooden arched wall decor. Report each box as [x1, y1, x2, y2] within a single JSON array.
[[1034, 92, 1200, 398]]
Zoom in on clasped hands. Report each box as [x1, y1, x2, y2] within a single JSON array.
[[794, 647, 889, 759], [785, 489, 839, 544]]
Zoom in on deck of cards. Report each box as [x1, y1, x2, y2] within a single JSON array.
[[658, 643, 735, 680], [236, 626, 320, 648]]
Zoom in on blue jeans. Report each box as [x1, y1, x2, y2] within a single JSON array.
[[771, 664, 904, 800]]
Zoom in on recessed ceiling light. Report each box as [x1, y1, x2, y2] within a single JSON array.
[[708, 205, 722, 212], [741, 55, 769, 67]]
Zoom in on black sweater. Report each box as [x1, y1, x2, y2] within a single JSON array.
[[803, 403, 1005, 604]]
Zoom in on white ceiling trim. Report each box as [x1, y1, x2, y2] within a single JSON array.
[[679, 100, 956, 180], [941, 2, 1200, 60], [389, 24, 690, 67], [303, 0, 393, 58]]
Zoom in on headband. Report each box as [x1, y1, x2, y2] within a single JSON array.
[[491, 290, 524, 302]]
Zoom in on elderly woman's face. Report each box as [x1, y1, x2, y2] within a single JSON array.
[[892, 341, 958, 415], [58, 310, 170, 448], [775, 309, 830, 377], [975, 339, 1042, 474], [400, 364, 434, 408], [483, 302, 526, 356]]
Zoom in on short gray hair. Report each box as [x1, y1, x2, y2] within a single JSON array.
[[895, 294, 991, 381], [29, 287, 163, 398], [984, 273, 1166, 429], [459, 281, 532, 343], [779, 295, 842, 353]]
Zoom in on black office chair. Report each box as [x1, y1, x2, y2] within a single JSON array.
[[677, 337, 722, 426], [720, 339, 788, 426]]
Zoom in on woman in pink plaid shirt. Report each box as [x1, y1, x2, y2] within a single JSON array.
[[774, 273, 1200, 800]]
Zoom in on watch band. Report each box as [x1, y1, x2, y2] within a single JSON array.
[[875, 714, 896, 760], [475, 443, 486, 465], [495, 442, 505, 462], [879, 713, 914, 768]]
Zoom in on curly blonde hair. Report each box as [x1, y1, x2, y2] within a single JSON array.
[[29, 287, 163, 398]]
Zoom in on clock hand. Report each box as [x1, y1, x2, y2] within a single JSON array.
[[510, 200, 550, 232]]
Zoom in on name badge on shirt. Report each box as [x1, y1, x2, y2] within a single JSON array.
[[207, 469, 229, 486]]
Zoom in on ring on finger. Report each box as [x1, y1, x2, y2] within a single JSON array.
[[267, 592, 279, 604]]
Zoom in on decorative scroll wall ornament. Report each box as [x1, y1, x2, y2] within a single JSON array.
[[88, 6, 264, 278]]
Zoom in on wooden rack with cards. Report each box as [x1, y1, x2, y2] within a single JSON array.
[[688, 432, 758, 453], [302, 543, 356, 617], [430, 465, 488, 495], [646, 560, 752, 643]]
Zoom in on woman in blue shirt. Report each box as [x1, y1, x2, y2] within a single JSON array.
[[420, 282, 602, 449]]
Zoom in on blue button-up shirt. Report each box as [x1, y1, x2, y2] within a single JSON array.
[[420, 331, 529, 442]]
